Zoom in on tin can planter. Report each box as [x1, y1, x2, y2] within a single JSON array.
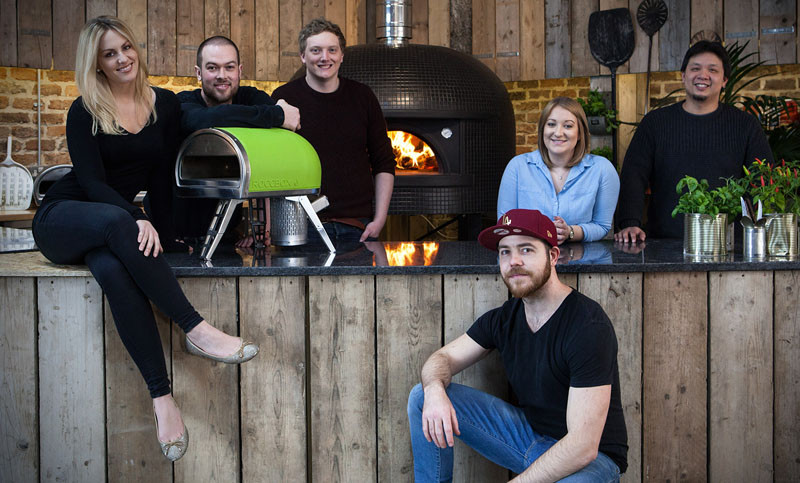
[[587, 116, 608, 136], [765, 213, 798, 257], [683, 213, 728, 257]]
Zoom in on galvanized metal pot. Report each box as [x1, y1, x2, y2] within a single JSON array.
[[765, 213, 798, 257], [683, 213, 728, 257]]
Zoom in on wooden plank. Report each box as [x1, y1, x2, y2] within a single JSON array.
[[559, 272, 578, 290], [118, 0, 148, 68], [231, 0, 256, 78], [325, 0, 347, 35], [709, 271, 773, 482], [86, 0, 117, 20], [303, 0, 325, 24], [520, 0, 545, 79], [240, 277, 307, 481], [279, 0, 302, 81], [0, 0, 16, 65], [255, 0, 280, 80], [472, 0, 496, 71], [658, 0, 690, 72], [598, 0, 628, 74], [759, 0, 796, 65], [0, 278, 37, 483], [309, 275, 376, 481], [205, 0, 231, 38], [444, 274, 509, 482], [105, 300, 173, 482], [628, 0, 659, 74], [411, 0, 429, 44], [544, 0, 570, 78], [429, 0, 450, 47], [724, 0, 759, 60], [690, 0, 722, 42], [774, 271, 800, 482], [571, 0, 599, 77], [148, 0, 178, 76], [345, 0, 366, 46], [578, 273, 642, 483], [52, 0, 84, 70], [38, 277, 105, 482], [616, 73, 638, 167], [376, 275, 443, 480], [177, 0, 206, 76], [495, 0, 520, 81], [17, 0, 51, 69], [642, 272, 706, 482], [173, 278, 239, 483]]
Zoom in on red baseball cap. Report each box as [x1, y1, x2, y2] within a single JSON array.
[[478, 209, 558, 250]]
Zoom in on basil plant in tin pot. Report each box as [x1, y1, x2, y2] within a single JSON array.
[[741, 159, 800, 257], [672, 175, 743, 256]]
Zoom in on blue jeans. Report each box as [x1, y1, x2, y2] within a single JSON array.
[[407, 383, 621, 482], [33, 200, 203, 398]]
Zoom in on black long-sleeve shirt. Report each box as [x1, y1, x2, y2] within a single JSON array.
[[617, 102, 773, 238], [176, 86, 284, 136], [42, 87, 182, 246]]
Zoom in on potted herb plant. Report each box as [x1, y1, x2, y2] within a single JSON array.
[[741, 159, 800, 256], [578, 90, 618, 136], [672, 175, 742, 256]]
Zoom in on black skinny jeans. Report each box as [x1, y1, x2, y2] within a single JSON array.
[[33, 200, 203, 398]]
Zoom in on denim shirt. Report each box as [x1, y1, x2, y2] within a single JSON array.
[[497, 151, 620, 242]]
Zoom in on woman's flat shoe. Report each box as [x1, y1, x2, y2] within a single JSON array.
[[153, 411, 189, 462], [185, 336, 259, 364]]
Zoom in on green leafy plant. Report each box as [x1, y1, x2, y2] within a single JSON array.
[[578, 90, 618, 133], [672, 175, 744, 218], [741, 158, 800, 215], [590, 145, 613, 160]]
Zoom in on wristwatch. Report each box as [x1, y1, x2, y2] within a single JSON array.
[[568, 226, 574, 240]]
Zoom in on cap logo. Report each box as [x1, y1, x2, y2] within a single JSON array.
[[502, 215, 511, 225], [547, 230, 553, 238]]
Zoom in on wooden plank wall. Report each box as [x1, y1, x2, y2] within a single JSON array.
[[4, 1, 800, 80], [2, 270, 798, 481]]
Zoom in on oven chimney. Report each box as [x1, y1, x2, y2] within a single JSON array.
[[377, 0, 412, 46]]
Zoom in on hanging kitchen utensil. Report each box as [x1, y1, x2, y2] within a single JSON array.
[[588, 8, 636, 168], [0, 136, 34, 210], [636, 0, 668, 114]]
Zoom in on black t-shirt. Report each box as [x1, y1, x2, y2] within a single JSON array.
[[467, 291, 628, 473]]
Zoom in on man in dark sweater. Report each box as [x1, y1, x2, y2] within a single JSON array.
[[272, 18, 395, 243], [175, 36, 301, 242], [615, 41, 773, 241], [408, 209, 627, 482]]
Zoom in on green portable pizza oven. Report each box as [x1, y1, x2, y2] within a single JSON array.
[[176, 127, 335, 260]]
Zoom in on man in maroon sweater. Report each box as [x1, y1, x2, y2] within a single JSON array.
[[272, 18, 395, 243]]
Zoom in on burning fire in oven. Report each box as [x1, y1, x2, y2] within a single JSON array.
[[389, 131, 438, 172], [382, 242, 439, 266]]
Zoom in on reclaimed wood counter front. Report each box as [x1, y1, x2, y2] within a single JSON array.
[[1, 240, 798, 482]]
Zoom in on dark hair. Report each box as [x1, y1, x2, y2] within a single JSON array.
[[298, 18, 346, 54], [680, 40, 731, 79], [196, 36, 240, 67]]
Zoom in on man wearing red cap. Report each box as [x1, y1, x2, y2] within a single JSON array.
[[408, 209, 627, 482]]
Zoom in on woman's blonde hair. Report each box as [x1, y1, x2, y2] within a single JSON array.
[[537, 97, 591, 168], [75, 16, 154, 135]]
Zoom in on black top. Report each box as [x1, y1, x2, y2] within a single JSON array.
[[467, 291, 628, 473], [176, 86, 285, 136], [42, 87, 181, 246], [272, 77, 395, 219], [617, 102, 774, 238]]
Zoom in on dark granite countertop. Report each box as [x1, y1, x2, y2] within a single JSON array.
[[156, 238, 800, 276]]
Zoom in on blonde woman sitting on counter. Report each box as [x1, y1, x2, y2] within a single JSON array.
[[497, 96, 620, 244]]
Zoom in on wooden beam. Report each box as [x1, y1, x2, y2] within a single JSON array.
[[231, 0, 256, 78], [495, 0, 520, 81], [520, 0, 545, 79], [52, 0, 84, 71], [255, 0, 280, 80], [148, 0, 178, 76], [177, 0, 205, 77], [724, 0, 759, 60], [774, 270, 800, 481], [17, 0, 52, 68], [759, 0, 796, 65], [658, 0, 690, 72], [544, 0, 570, 78]]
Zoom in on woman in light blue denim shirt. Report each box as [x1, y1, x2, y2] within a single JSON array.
[[497, 97, 620, 244]]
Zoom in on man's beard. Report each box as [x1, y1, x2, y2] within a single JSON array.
[[502, 256, 551, 299], [688, 92, 709, 103], [202, 82, 237, 106]]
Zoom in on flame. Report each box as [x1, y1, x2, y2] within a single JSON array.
[[389, 131, 438, 171], [383, 242, 440, 266]]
